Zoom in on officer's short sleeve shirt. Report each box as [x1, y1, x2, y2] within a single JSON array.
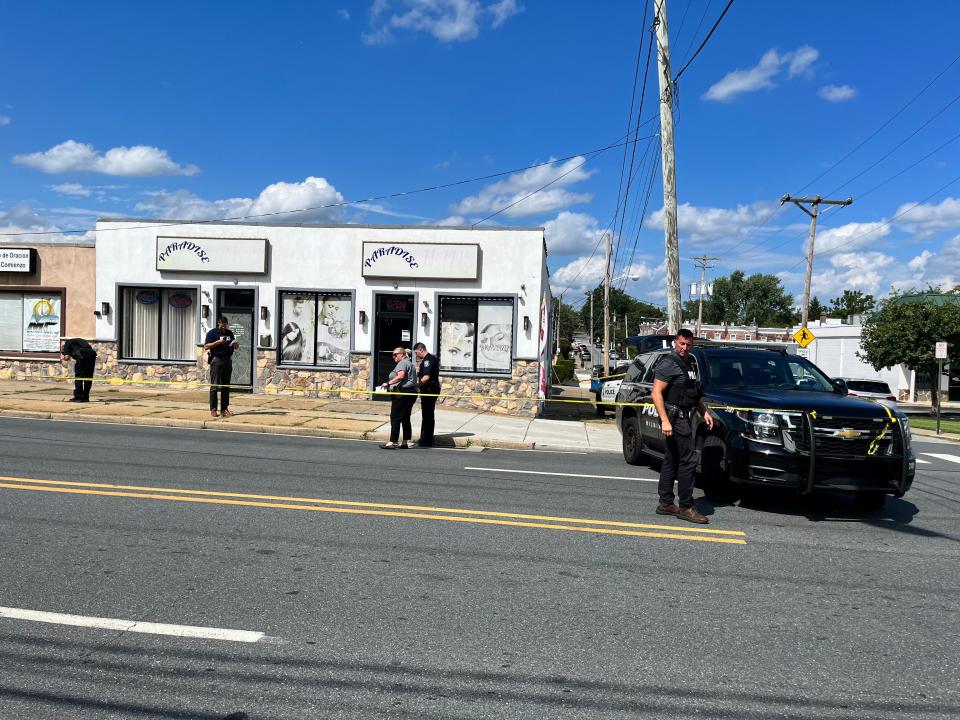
[[654, 354, 685, 385]]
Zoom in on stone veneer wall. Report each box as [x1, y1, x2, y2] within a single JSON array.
[[0, 343, 542, 415]]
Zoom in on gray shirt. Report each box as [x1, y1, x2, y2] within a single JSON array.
[[388, 357, 417, 390]]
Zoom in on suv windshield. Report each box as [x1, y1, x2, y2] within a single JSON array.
[[707, 354, 836, 392]]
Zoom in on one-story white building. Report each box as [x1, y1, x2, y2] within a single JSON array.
[[94, 219, 553, 414]]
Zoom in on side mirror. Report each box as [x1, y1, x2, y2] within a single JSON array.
[[831, 379, 847, 394]]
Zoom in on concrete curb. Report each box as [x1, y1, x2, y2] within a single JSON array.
[[912, 428, 960, 442], [0, 410, 537, 450]]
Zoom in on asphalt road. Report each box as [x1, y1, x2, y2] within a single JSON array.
[[0, 417, 958, 719]]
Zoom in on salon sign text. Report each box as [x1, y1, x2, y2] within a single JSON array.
[[361, 241, 478, 280], [156, 237, 268, 273]]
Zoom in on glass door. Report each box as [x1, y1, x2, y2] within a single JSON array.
[[217, 288, 255, 391], [373, 294, 414, 399]]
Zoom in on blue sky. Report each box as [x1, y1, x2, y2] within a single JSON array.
[[2, 1, 960, 314]]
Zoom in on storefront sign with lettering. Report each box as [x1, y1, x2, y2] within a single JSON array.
[[156, 237, 268, 273], [361, 242, 478, 280]]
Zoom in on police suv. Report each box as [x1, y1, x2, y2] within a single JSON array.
[[614, 345, 915, 508]]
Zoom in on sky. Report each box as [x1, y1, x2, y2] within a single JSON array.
[[2, 1, 960, 316]]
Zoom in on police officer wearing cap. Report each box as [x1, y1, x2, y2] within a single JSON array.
[[651, 328, 714, 524]]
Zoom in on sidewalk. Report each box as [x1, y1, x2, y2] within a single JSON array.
[[0, 380, 622, 452]]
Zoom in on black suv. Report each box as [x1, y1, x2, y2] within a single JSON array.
[[614, 346, 915, 508]]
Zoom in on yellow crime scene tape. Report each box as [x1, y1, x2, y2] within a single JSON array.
[[21, 371, 899, 456]]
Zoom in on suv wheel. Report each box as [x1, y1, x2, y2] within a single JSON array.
[[698, 434, 735, 501], [853, 491, 886, 511], [622, 415, 645, 465]]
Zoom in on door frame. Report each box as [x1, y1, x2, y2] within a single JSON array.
[[372, 290, 419, 394], [214, 284, 259, 392]]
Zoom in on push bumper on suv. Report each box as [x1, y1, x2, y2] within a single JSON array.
[[725, 413, 915, 496]]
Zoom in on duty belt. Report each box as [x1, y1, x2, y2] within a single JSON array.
[[666, 403, 695, 419]]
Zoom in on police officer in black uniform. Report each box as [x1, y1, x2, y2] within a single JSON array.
[[651, 328, 714, 523], [413, 342, 440, 448], [60, 338, 97, 402]]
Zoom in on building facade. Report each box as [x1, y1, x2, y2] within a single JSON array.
[[0, 242, 96, 381], [94, 220, 553, 415]]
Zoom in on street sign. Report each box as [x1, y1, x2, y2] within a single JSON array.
[[936, 341, 948, 359], [793, 326, 815, 348]]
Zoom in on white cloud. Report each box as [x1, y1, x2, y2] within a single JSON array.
[[703, 45, 819, 102], [814, 221, 891, 254], [550, 254, 659, 298], [0, 203, 94, 244], [488, 0, 523, 27], [543, 212, 605, 256], [452, 157, 593, 219], [811, 251, 894, 297], [363, 0, 520, 44], [338, 8, 350, 20], [907, 249, 933, 272], [648, 201, 780, 242], [48, 183, 92, 197], [894, 197, 960, 237], [13, 140, 199, 176], [135, 176, 345, 223], [435, 215, 467, 226], [819, 84, 857, 102], [786, 45, 819, 78], [0, 115, 10, 126]]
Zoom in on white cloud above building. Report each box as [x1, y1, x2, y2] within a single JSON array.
[[703, 46, 820, 102], [363, 0, 522, 44], [13, 140, 199, 177]]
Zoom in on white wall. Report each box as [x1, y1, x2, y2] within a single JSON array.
[[803, 325, 901, 392], [95, 221, 546, 359]]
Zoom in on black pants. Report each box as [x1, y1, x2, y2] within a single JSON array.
[[658, 414, 697, 507], [74, 351, 96, 401], [419, 393, 437, 446], [390, 392, 416, 444], [209, 357, 232, 411]]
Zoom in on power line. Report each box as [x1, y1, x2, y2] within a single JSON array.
[[0, 129, 658, 238], [671, 0, 735, 84]]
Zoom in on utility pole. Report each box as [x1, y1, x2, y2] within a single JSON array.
[[781, 194, 853, 327], [654, 0, 681, 334], [585, 290, 594, 349], [554, 293, 563, 356], [691, 255, 719, 337], [603, 231, 611, 375]]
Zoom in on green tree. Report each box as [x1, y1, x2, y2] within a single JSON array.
[[829, 289, 875, 319], [859, 291, 960, 407], [579, 285, 664, 341], [556, 300, 581, 346], [700, 271, 795, 326], [807, 296, 828, 322]]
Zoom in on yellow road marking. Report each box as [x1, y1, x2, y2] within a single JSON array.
[[0, 477, 746, 545]]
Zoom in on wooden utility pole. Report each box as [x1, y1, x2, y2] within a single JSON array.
[[654, 0, 681, 334], [603, 232, 612, 375], [585, 290, 594, 348], [781, 194, 853, 327], [691, 255, 719, 337]]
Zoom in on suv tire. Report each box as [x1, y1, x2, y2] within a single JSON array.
[[698, 433, 735, 501], [622, 415, 645, 465]]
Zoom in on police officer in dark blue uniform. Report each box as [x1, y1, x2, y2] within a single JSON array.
[[413, 342, 440, 448], [651, 328, 714, 523]]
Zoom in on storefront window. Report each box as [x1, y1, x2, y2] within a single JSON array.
[[278, 291, 351, 367], [120, 287, 196, 361], [439, 296, 513, 374], [0, 292, 63, 353]]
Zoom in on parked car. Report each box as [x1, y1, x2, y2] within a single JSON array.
[[579, 349, 592, 361], [614, 346, 915, 508], [833, 377, 898, 408], [609, 350, 620, 362], [593, 363, 630, 417]]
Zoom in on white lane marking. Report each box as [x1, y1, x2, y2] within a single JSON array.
[[922, 453, 960, 465], [0, 606, 268, 643], [915, 458, 931, 464], [464, 467, 656, 482]]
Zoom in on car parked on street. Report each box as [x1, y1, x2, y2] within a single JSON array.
[[592, 363, 630, 417], [833, 377, 898, 408], [614, 346, 915, 508]]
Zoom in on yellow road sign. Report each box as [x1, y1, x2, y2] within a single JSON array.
[[793, 326, 815, 348]]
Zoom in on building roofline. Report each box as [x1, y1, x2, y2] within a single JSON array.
[[96, 217, 545, 233]]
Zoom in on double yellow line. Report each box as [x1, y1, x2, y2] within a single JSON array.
[[0, 475, 746, 545]]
